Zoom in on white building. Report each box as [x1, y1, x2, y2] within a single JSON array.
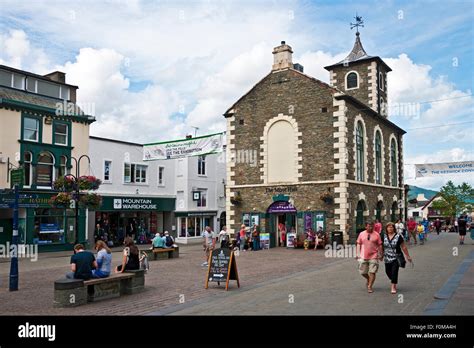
[[88, 136, 226, 245]]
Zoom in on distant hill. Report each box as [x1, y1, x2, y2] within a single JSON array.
[[407, 185, 438, 201]]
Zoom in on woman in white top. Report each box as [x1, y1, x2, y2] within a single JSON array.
[[395, 219, 405, 237], [218, 226, 230, 249]]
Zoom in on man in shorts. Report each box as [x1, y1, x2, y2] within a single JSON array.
[[356, 221, 383, 293], [201, 226, 215, 267]]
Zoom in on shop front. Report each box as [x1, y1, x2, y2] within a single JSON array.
[[240, 197, 326, 249], [175, 211, 217, 242], [0, 191, 87, 252], [94, 196, 175, 246]]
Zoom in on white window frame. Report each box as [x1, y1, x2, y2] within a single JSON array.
[[53, 122, 68, 146], [103, 160, 112, 183], [379, 72, 384, 91], [23, 117, 39, 142], [197, 189, 207, 207], [36, 152, 55, 189], [12, 73, 25, 90], [389, 136, 399, 187], [158, 166, 165, 186], [198, 155, 206, 176], [23, 152, 33, 188], [123, 162, 148, 184], [345, 70, 360, 90]]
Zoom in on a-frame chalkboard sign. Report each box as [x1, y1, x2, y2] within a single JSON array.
[[205, 248, 240, 291]]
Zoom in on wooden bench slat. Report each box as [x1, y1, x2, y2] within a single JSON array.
[[83, 273, 133, 285], [152, 248, 175, 253]]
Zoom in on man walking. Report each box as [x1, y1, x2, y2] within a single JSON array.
[[201, 226, 215, 267], [407, 218, 417, 245], [434, 218, 442, 235], [356, 221, 383, 293], [458, 215, 467, 245]]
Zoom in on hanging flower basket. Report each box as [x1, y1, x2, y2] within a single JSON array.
[[319, 192, 334, 204], [79, 193, 102, 210], [53, 176, 76, 191], [49, 192, 72, 208], [78, 176, 102, 191], [230, 192, 242, 205]]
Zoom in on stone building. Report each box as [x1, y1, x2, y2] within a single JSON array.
[[224, 33, 405, 246]]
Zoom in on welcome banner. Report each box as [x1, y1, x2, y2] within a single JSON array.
[[415, 161, 474, 178], [143, 132, 224, 161]]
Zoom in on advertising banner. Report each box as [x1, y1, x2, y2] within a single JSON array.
[[143, 132, 224, 161], [415, 161, 474, 178]]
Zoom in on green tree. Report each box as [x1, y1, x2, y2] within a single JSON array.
[[432, 181, 474, 219]]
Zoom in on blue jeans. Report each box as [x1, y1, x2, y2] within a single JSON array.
[[240, 239, 245, 251], [92, 269, 110, 278]]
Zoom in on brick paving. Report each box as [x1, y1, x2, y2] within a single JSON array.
[[0, 232, 470, 315], [0, 243, 342, 315]]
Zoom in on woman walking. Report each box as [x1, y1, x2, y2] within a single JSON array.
[[382, 222, 412, 294]]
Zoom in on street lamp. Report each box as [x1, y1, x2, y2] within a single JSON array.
[[70, 155, 90, 245]]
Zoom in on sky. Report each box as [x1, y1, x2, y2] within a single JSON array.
[[0, 0, 472, 190]]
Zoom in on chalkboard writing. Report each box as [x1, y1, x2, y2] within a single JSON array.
[[205, 248, 240, 291]]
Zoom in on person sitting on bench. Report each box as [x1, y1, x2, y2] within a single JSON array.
[[66, 244, 98, 280], [152, 232, 166, 249], [116, 237, 140, 273], [92, 240, 112, 278], [163, 231, 175, 248]]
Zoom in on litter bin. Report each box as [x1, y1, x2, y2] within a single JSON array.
[[331, 231, 343, 246]]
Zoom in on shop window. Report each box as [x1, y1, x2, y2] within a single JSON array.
[[158, 166, 165, 186], [58, 155, 67, 178], [197, 190, 207, 207], [198, 155, 206, 176], [54, 122, 68, 145], [23, 117, 39, 142], [24, 152, 32, 187], [34, 208, 66, 244], [36, 152, 55, 188], [375, 131, 382, 184], [356, 121, 365, 181], [179, 217, 187, 237], [104, 160, 112, 182]]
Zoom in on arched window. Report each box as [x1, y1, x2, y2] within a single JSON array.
[[267, 120, 296, 183], [391, 201, 398, 222], [375, 131, 382, 184], [356, 200, 366, 234], [379, 72, 384, 91], [36, 152, 55, 188], [24, 152, 32, 187], [58, 156, 67, 178], [356, 121, 364, 181], [390, 139, 397, 186], [346, 72, 358, 89], [376, 201, 384, 222]]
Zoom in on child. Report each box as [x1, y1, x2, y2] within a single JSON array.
[[417, 223, 425, 245]]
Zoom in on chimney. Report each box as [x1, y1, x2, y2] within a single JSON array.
[[44, 71, 66, 84], [272, 41, 293, 71]]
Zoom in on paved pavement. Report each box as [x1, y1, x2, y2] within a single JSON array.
[[0, 232, 471, 315]]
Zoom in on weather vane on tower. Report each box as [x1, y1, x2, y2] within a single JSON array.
[[350, 13, 364, 35]]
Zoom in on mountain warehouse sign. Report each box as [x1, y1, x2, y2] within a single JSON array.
[[100, 196, 175, 211]]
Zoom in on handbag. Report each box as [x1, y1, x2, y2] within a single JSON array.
[[387, 234, 406, 268]]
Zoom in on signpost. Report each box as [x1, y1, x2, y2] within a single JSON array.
[[205, 248, 240, 291]]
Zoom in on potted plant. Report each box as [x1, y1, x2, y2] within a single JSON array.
[[78, 176, 102, 191], [230, 192, 243, 205], [49, 192, 72, 208], [319, 191, 333, 204], [79, 193, 102, 210], [53, 176, 76, 191]]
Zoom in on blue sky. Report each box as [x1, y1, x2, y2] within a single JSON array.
[[0, 0, 472, 190]]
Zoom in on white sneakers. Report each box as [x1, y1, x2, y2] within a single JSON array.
[[201, 261, 208, 267]]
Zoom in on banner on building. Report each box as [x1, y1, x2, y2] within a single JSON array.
[[143, 132, 224, 161], [415, 161, 474, 178]]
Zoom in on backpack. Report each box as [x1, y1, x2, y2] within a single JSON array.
[[165, 235, 173, 247], [140, 251, 149, 272]]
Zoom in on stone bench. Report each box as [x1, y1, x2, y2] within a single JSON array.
[[53, 269, 145, 308], [144, 246, 179, 261]]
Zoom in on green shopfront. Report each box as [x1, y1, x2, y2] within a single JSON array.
[[93, 196, 175, 246], [0, 191, 87, 252]]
